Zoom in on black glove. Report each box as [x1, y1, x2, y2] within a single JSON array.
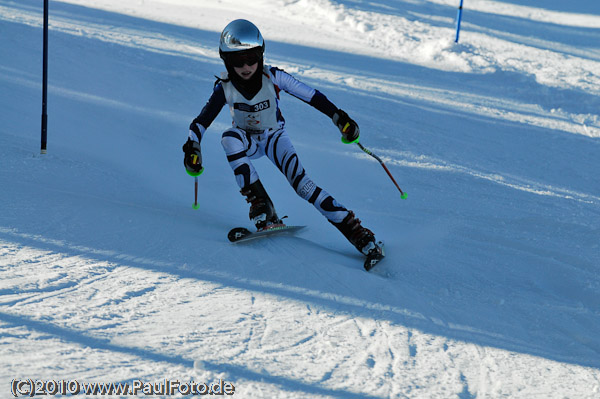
[[182, 138, 203, 176], [332, 109, 360, 144]]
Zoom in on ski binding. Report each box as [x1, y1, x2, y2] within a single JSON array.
[[364, 241, 385, 271]]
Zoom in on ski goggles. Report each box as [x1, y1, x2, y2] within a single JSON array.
[[225, 50, 262, 68]]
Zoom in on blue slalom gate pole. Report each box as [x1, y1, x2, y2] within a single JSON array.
[[455, 0, 464, 43]]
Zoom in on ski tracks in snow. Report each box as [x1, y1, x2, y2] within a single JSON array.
[[0, 232, 485, 398], [348, 147, 600, 206]]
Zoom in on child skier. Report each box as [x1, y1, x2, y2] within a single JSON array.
[[183, 19, 382, 259]]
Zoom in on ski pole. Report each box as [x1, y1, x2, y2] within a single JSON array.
[[186, 152, 204, 210], [193, 176, 200, 209], [357, 142, 407, 199]]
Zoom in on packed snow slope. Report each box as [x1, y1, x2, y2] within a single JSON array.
[[1, 0, 600, 397]]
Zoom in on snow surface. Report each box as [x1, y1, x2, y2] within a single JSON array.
[[1, 0, 600, 397]]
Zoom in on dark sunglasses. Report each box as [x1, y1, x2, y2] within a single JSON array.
[[226, 51, 262, 68]]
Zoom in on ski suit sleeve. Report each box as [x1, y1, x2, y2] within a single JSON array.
[[270, 67, 338, 118], [189, 82, 227, 142]]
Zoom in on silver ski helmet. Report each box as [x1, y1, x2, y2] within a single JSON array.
[[219, 19, 265, 65]]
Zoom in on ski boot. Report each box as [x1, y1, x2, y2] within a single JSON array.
[[331, 211, 384, 270], [240, 180, 282, 231]]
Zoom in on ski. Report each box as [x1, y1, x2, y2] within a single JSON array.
[[228, 224, 306, 243], [228, 225, 384, 272], [364, 241, 385, 271]]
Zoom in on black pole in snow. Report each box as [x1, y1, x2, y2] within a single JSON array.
[[41, 0, 49, 154]]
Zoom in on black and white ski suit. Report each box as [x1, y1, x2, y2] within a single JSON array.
[[189, 65, 349, 223]]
